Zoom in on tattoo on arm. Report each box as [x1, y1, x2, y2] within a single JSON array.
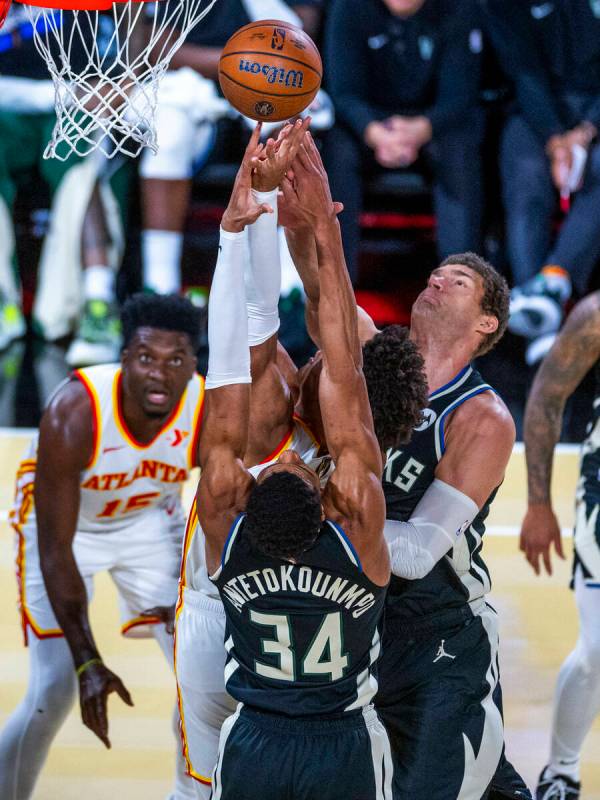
[[524, 292, 600, 504]]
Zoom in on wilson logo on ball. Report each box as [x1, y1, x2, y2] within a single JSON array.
[[238, 59, 305, 88]]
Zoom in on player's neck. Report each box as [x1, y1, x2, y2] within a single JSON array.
[[120, 392, 171, 444], [410, 328, 473, 395]]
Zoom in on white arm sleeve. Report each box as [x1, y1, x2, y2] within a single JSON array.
[[205, 227, 251, 390], [384, 478, 479, 580], [246, 188, 281, 346]]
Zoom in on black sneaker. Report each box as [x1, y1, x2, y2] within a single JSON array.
[[535, 767, 580, 800]]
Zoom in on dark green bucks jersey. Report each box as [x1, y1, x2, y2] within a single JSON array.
[[212, 516, 387, 716], [383, 365, 496, 619]]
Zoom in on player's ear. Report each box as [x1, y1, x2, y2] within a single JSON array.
[[320, 503, 326, 522], [476, 314, 498, 336], [120, 347, 128, 367]]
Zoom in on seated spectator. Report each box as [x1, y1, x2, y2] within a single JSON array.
[[483, 0, 600, 363], [0, 6, 130, 366], [139, 0, 326, 296], [323, 0, 484, 284]]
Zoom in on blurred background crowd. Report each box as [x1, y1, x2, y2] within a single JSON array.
[[1, 0, 599, 437]]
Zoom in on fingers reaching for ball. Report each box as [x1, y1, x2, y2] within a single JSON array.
[[251, 117, 311, 193]]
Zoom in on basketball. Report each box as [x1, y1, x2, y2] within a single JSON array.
[[218, 19, 322, 123]]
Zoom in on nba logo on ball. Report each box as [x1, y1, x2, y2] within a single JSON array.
[[219, 19, 322, 122], [272, 28, 286, 50]]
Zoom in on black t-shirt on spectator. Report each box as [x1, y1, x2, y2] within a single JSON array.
[[324, 0, 482, 140], [183, 0, 322, 46], [482, 0, 600, 141]]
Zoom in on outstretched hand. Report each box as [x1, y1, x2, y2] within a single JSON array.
[[281, 133, 343, 230], [78, 661, 133, 748], [222, 124, 273, 233], [252, 117, 311, 193]]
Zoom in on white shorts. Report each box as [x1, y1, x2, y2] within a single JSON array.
[[174, 586, 236, 790], [13, 506, 183, 641]]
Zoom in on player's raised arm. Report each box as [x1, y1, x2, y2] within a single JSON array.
[[243, 119, 310, 461], [521, 291, 600, 575], [286, 135, 388, 584], [36, 381, 133, 748], [197, 126, 271, 572]]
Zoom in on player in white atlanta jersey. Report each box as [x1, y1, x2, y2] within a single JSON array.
[[0, 294, 204, 800]]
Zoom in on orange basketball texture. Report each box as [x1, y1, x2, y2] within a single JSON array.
[[219, 20, 322, 122]]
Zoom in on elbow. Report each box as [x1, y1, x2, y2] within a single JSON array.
[[391, 552, 436, 581]]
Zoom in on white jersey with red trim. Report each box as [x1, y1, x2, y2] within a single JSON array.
[[73, 363, 204, 533], [179, 416, 320, 600]]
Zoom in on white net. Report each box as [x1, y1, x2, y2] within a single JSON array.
[[23, 0, 219, 160]]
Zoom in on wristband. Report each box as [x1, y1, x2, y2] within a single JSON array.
[[76, 657, 103, 678]]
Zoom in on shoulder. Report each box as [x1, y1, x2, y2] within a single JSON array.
[[447, 390, 515, 446], [560, 291, 600, 340], [39, 378, 94, 467], [44, 377, 94, 428]]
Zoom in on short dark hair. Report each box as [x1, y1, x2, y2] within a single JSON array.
[[440, 252, 509, 356], [362, 325, 428, 449], [121, 293, 203, 352], [245, 472, 322, 560]]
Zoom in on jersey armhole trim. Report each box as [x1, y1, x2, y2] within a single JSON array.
[[435, 385, 495, 458], [292, 413, 321, 448], [187, 375, 206, 469], [210, 513, 246, 580], [178, 497, 199, 594], [326, 519, 363, 572], [258, 425, 295, 464], [72, 369, 101, 469]]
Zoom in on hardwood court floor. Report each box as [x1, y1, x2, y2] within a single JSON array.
[[1, 431, 599, 798]]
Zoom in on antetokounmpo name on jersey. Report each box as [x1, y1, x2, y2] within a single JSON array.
[[82, 459, 188, 491], [221, 565, 376, 618]]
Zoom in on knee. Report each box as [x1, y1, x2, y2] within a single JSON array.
[[503, 150, 551, 196], [581, 635, 600, 672], [34, 663, 77, 716]]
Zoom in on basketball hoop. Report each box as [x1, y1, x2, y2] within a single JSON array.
[[11, 0, 219, 160]]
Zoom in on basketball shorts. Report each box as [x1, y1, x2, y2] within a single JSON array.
[[375, 602, 529, 800], [174, 587, 236, 790], [14, 507, 182, 642], [212, 704, 393, 800], [572, 489, 600, 585]]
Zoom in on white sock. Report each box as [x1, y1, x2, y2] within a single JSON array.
[[142, 230, 183, 295], [547, 566, 600, 782], [83, 265, 115, 303]]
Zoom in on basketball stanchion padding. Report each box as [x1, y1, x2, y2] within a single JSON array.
[[10, 0, 220, 160], [219, 19, 322, 122]]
